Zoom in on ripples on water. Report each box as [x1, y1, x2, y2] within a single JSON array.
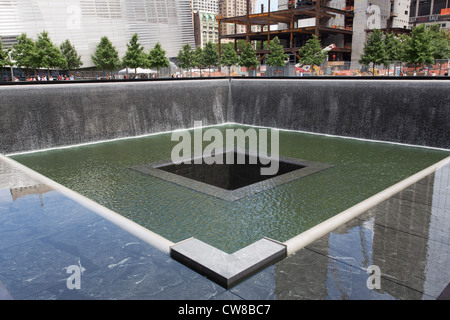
[[12, 125, 450, 253]]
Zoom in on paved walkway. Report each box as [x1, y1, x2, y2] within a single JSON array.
[[0, 156, 449, 300]]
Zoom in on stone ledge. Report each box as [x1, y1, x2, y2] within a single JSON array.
[[170, 237, 287, 289]]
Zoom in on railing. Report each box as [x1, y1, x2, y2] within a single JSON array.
[[2, 60, 449, 82]]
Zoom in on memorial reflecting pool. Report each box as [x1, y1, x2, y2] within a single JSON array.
[[11, 124, 450, 253]]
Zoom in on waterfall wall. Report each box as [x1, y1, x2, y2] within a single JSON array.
[[1, 78, 448, 154], [230, 79, 449, 149], [0, 80, 229, 154]]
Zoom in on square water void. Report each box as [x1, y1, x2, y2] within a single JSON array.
[[130, 149, 333, 201]]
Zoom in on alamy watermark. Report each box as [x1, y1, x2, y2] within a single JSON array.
[[170, 121, 280, 175], [66, 264, 82, 290], [66, 5, 81, 30], [366, 265, 381, 290], [366, 5, 381, 30]]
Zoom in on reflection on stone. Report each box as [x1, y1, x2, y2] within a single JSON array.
[[10, 185, 53, 202], [0, 160, 53, 206], [273, 163, 450, 300], [0, 160, 41, 191]]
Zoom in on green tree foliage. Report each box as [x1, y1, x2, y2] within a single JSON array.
[[397, 33, 411, 63], [239, 42, 259, 76], [193, 46, 206, 72], [383, 32, 402, 75], [405, 24, 434, 69], [177, 43, 194, 71], [122, 33, 147, 75], [220, 43, 239, 75], [358, 29, 387, 75], [298, 35, 327, 72], [384, 33, 402, 62], [60, 39, 83, 71], [12, 33, 38, 76], [0, 40, 11, 68], [429, 24, 450, 60], [92, 36, 121, 74], [236, 40, 247, 53], [429, 24, 450, 74], [35, 31, 65, 77], [148, 42, 170, 77], [202, 41, 219, 76], [265, 37, 288, 67]]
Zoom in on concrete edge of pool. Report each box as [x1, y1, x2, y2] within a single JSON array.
[[2, 150, 449, 291], [284, 156, 450, 255], [170, 237, 287, 289], [0, 154, 175, 254]]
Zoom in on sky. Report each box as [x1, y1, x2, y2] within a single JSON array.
[[254, 0, 280, 13]]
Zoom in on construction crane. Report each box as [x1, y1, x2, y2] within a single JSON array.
[[296, 44, 336, 75], [322, 44, 336, 52]]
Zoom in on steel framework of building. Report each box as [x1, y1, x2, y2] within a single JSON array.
[[217, 0, 355, 62]]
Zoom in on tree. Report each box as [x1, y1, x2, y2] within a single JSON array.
[[35, 31, 65, 77], [298, 35, 327, 75], [429, 24, 450, 59], [92, 36, 121, 76], [405, 24, 434, 71], [397, 33, 411, 63], [236, 40, 247, 53], [177, 43, 194, 76], [239, 42, 259, 76], [0, 40, 11, 68], [429, 24, 450, 74], [122, 33, 147, 76], [384, 32, 402, 75], [148, 42, 170, 77], [192, 46, 206, 76], [60, 39, 83, 72], [358, 29, 387, 75], [12, 33, 38, 77], [266, 37, 288, 67], [220, 43, 239, 75], [202, 41, 219, 76]]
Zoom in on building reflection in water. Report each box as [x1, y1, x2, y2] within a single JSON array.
[[274, 163, 450, 300], [0, 160, 52, 206]]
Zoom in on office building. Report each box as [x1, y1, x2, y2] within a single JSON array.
[[193, 10, 219, 47], [409, 0, 450, 30], [0, 0, 196, 67]]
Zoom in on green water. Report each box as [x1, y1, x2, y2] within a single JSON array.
[[11, 124, 449, 253]]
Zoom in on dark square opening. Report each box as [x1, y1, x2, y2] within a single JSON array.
[[156, 151, 305, 191]]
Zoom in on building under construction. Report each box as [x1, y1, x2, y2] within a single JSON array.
[[217, 0, 412, 68]]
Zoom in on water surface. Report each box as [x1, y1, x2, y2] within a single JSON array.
[[12, 125, 449, 253]]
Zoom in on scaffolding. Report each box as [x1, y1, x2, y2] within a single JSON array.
[[217, 0, 355, 62]]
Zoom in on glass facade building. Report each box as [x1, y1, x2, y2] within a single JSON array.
[[0, 0, 195, 67]]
